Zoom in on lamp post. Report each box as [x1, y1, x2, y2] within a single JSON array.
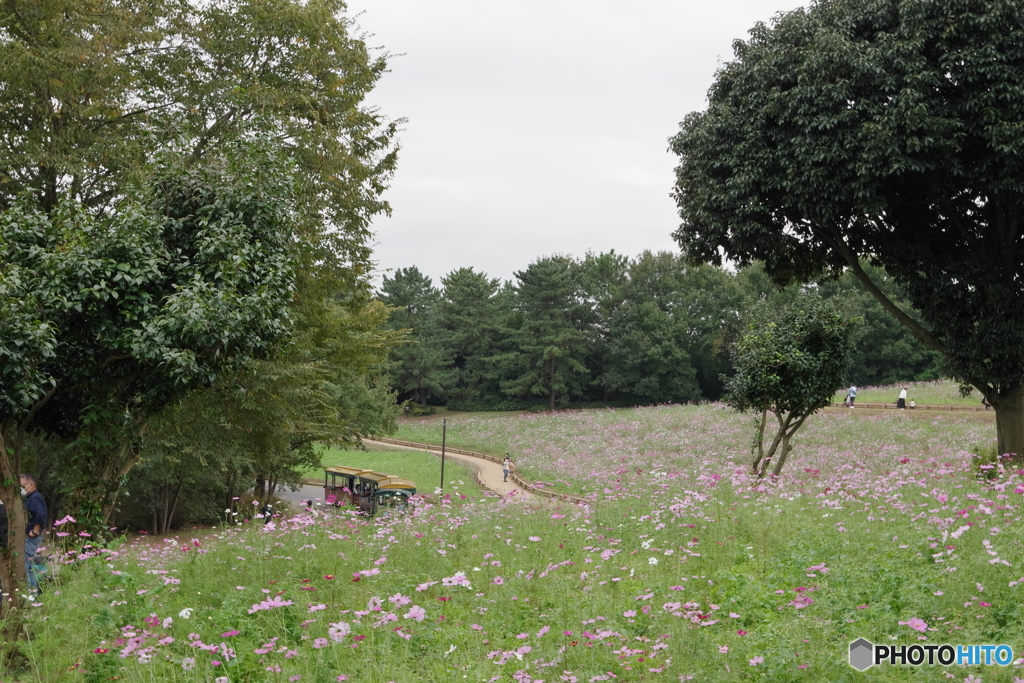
[[439, 418, 447, 495]]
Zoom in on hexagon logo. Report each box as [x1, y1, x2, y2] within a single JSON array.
[[849, 638, 874, 671]]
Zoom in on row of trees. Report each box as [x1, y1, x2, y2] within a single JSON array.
[[379, 252, 942, 411]]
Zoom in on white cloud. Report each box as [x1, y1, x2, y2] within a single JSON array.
[[352, 0, 808, 285]]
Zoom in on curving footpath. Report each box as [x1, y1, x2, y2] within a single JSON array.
[[362, 437, 589, 506]]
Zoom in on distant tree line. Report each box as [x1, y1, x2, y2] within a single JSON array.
[[378, 252, 943, 411]]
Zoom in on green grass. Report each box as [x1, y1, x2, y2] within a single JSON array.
[[15, 403, 1024, 683], [834, 378, 984, 406], [306, 445, 486, 499]]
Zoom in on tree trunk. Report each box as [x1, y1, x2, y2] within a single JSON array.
[[772, 438, 794, 477], [756, 409, 787, 477], [419, 386, 427, 408], [165, 479, 184, 534], [0, 421, 30, 619], [750, 409, 769, 473], [549, 358, 556, 411], [101, 436, 145, 524], [990, 383, 1024, 459]]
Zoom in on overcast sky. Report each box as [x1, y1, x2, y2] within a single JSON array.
[[349, 0, 808, 286]]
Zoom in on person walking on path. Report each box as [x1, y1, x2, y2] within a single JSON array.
[[847, 385, 857, 407], [502, 455, 514, 483], [21, 474, 47, 593], [897, 387, 908, 410]]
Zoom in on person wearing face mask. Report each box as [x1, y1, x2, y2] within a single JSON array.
[[20, 475, 47, 593]]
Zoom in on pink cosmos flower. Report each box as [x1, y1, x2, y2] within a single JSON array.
[[404, 606, 426, 622], [898, 617, 928, 632], [247, 596, 293, 614], [749, 656, 764, 665], [389, 593, 412, 606]]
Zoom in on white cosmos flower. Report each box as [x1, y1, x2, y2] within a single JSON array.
[[178, 608, 193, 619]]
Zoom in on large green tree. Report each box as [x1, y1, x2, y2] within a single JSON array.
[[0, 0, 398, 290], [500, 256, 592, 410], [624, 252, 746, 400], [671, 0, 1024, 456], [437, 268, 506, 406], [1, 0, 400, 529], [379, 267, 454, 408], [0, 152, 295, 607]]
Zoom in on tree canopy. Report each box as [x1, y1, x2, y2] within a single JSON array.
[[0, 0, 398, 291], [0, 0, 402, 604], [0, 149, 296, 598], [726, 295, 861, 477], [671, 0, 1024, 455]]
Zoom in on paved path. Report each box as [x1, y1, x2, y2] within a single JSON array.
[[361, 439, 532, 500]]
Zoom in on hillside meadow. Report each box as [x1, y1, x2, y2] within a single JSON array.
[[14, 402, 1024, 683], [831, 380, 988, 408]]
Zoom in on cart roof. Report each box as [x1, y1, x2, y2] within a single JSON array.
[[378, 477, 416, 490], [325, 466, 368, 477]]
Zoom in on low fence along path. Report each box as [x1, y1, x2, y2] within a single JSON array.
[[363, 437, 589, 506]]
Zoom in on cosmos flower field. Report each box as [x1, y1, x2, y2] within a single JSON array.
[[21, 403, 1024, 682]]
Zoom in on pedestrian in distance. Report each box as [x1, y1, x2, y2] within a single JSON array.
[[21, 474, 47, 593], [503, 455, 514, 483], [897, 387, 908, 410], [847, 385, 857, 407]]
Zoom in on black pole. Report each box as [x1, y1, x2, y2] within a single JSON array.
[[439, 418, 447, 495]]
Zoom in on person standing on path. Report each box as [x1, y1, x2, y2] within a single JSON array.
[[21, 474, 47, 593], [847, 385, 857, 407], [503, 455, 514, 483], [897, 387, 908, 410]]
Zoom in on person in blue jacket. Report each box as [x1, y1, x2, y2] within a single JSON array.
[[20, 474, 47, 593]]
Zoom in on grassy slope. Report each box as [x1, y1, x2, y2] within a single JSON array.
[[304, 446, 485, 499], [833, 379, 985, 406], [20, 404, 1024, 683]]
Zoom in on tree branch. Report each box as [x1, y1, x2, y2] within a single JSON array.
[[815, 222, 949, 359], [16, 381, 59, 447]]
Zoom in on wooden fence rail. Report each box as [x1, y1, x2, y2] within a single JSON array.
[[831, 402, 991, 412], [369, 436, 591, 505]]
